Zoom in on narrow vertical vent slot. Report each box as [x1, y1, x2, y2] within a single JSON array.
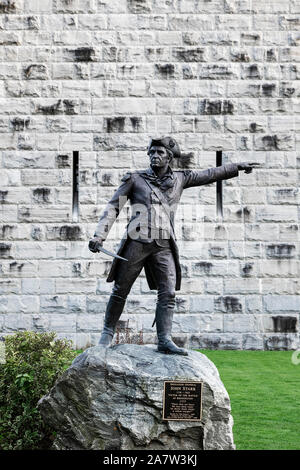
[[216, 150, 223, 219], [72, 150, 79, 222]]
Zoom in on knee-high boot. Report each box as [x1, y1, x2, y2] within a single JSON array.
[[99, 294, 126, 347], [156, 307, 188, 356]]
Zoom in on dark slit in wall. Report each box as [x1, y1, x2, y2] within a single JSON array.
[[72, 151, 79, 222], [216, 150, 223, 219]]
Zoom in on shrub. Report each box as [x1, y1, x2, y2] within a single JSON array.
[[0, 331, 77, 450]]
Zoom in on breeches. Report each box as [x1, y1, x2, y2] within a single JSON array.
[[112, 240, 176, 310]]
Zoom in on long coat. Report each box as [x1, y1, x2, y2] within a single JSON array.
[[94, 163, 239, 291]]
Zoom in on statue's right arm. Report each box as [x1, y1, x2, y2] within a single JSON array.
[[91, 172, 133, 246]]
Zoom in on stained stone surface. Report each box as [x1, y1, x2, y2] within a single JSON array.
[[38, 344, 235, 450]]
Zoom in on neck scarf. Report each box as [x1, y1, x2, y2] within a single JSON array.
[[141, 166, 175, 190]]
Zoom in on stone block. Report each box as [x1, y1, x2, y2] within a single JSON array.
[[4, 313, 33, 332], [263, 295, 300, 313], [189, 333, 243, 350], [224, 314, 259, 333], [242, 334, 264, 350], [189, 296, 214, 313], [263, 334, 299, 350]]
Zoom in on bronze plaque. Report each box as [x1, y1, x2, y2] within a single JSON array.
[[162, 381, 203, 421]]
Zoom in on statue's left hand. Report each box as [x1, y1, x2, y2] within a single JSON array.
[[237, 162, 262, 174]]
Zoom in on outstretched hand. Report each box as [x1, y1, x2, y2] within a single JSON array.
[[237, 162, 262, 174], [88, 237, 103, 253]]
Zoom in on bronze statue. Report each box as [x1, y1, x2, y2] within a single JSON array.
[[89, 136, 259, 355]]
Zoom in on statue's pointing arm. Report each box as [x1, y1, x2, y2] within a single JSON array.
[[182, 163, 239, 189], [94, 172, 133, 241]]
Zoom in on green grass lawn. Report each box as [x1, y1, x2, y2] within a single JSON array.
[[198, 350, 300, 450]]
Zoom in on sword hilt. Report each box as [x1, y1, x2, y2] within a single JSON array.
[[95, 241, 103, 252]]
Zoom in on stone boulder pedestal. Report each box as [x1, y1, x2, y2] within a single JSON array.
[[38, 344, 235, 450]]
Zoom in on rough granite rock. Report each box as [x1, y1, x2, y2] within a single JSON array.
[[38, 344, 235, 450]]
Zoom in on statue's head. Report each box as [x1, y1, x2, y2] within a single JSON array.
[[147, 136, 181, 169]]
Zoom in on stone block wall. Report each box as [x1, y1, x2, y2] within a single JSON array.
[[0, 0, 299, 350]]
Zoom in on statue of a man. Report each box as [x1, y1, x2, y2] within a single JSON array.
[[89, 137, 259, 355]]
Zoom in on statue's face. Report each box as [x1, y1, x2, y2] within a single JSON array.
[[149, 146, 170, 168]]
